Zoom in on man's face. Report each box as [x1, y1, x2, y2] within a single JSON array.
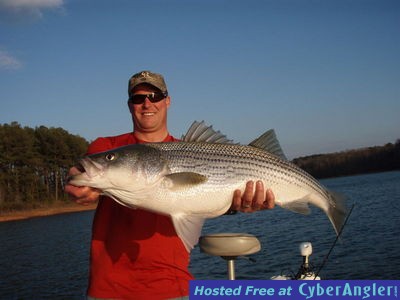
[[128, 84, 170, 134]]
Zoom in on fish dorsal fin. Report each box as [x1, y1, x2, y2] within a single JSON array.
[[165, 172, 207, 191], [171, 214, 205, 252], [249, 129, 287, 160], [182, 120, 234, 144]]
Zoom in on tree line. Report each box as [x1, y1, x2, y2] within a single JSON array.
[[0, 122, 88, 211], [292, 140, 400, 179], [1, 122, 399, 212]]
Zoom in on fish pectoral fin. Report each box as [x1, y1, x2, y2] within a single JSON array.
[[171, 215, 205, 252], [165, 172, 207, 190], [281, 199, 311, 215]]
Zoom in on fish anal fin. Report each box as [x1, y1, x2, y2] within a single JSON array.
[[171, 215, 205, 252], [280, 199, 311, 215]]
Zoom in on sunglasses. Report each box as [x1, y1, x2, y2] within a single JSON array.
[[128, 92, 167, 105]]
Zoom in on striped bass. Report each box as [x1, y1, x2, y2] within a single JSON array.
[[69, 121, 347, 251]]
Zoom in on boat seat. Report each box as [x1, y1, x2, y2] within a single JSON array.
[[199, 233, 261, 257], [199, 233, 261, 280]]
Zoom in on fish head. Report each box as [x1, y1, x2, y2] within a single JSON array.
[[69, 144, 167, 193]]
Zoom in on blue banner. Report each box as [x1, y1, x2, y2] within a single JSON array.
[[190, 280, 399, 299]]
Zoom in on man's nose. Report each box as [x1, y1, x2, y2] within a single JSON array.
[[142, 97, 152, 107]]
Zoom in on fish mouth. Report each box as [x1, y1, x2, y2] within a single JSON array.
[[68, 157, 105, 185], [75, 163, 85, 173], [79, 157, 105, 178]]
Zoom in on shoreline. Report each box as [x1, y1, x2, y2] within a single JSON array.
[[0, 203, 97, 223]]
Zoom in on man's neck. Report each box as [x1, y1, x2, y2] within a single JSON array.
[[133, 130, 169, 143]]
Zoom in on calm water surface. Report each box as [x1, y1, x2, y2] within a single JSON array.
[[1, 171, 399, 299]]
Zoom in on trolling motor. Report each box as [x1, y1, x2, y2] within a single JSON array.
[[271, 242, 321, 280], [294, 242, 320, 280]]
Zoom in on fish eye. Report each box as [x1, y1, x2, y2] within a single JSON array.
[[105, 153, 116, 161]]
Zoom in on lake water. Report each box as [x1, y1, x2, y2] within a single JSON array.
[[1, 171, 399, 299]]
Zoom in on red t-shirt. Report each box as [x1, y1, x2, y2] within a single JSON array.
[[86, 132, 193, 299]]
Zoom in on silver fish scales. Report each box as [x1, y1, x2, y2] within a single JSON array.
[[150, 141, 340, 215]]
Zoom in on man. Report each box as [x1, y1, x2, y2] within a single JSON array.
[[65, 71, 275, 299]]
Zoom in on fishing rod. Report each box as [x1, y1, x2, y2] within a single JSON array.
[[313, 203, 355, 279]]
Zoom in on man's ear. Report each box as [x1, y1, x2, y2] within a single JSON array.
[[128, 101, 134, 113]]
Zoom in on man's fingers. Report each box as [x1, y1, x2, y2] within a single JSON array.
[[242, 181, 254, 209], [65, 184, 100, 205], [68, 166, 83, 176], [252, 181, 265, 210], [231, 189, 242, 211], [231, 181, 276, 213], [263, 189, 275, 210]]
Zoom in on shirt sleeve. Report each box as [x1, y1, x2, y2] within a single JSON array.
[[86, 137, 114, 155]]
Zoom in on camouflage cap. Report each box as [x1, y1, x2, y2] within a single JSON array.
[[128, 70, 168, 96]]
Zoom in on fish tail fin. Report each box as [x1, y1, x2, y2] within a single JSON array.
[[326, 190, 347, 236]]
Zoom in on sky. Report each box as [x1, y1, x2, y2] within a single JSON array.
[[0, 0, 399, 159]]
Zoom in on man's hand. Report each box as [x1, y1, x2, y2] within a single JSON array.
[[231, 181, 275, 213], [64, 166, 101, 205]]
